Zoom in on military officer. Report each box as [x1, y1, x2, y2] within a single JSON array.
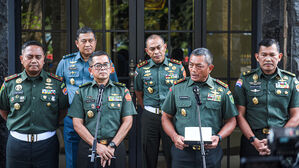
[[234, 38, 299, 158], [56, 27, 118, 168], [0, 41, 69, 168], [68, 51, 137, 168], [134, 34, 186, 168], [161, 48, 238, 168]]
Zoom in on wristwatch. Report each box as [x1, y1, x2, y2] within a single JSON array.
[[216, 134, 222, 142], [108, 141, 117, 149], [249, 136, 256, 143]]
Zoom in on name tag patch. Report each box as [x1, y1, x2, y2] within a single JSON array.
[[108, 96, 122, 102]]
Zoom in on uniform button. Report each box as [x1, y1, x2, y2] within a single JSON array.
[[32, 97, 35, 100], [33, 84, 36, 87]]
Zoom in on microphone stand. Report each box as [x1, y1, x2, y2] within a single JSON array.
[[193, 86, 206, 168], [89, 84, 105, 167]]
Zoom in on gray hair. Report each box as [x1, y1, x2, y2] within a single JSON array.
[[190, 48, 213, 65]]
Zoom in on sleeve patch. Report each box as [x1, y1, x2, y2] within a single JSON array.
[[235, 79, 243, 88], [125, 92, 132, 101], [62, 87, 68, 95]]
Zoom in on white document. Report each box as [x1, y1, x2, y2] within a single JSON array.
[[184, 127, 212, 143]]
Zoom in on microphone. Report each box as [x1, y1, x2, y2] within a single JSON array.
[[96, 84, 105, 109], [193, 86, 202, 105]]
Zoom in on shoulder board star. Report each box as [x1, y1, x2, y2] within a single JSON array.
[[242, 69, 257, 76], [48, 73, 63, 82], [63, 53, 77, 59], [281, 70, 295, 77], [216, 79, 228, 88], [113, 82, 126, 87], [174, 77, 186, 85], [4, 74, 20, 82], [79, 82, 92, 88], [170, 59, 182, 65], [137, 60, 148, 68]]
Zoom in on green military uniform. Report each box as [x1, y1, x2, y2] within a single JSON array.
[[234, 67, 299, 157], [68, 79, 137, 168], [134, 58, 186, 168], [0, 70, 69, 168], [162, 76, 238, 168]]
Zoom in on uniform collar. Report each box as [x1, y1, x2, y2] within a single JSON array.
[[187, 75, 214, 88], [257, 67, 282, 79], [75, 52, 85, 62], [91, 79, 114, 88], [20, 69, 47, 81], [148, 57, 169, 67]]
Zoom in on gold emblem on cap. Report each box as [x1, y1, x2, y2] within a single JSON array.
[[252, 97, 258, 105], [276, 90, 281, 95], [46, 78, 51, 83], [16, 78, 22, 84], [147, 87, 153, 94], [47, 102, 51, 107], [165, 67, 169, 71], [14, 103, 20, 110], [87, 110, 94, 118], [284, 91, 288, 94], [172, 66, 176, 70], [253, 74, 258, 82], [181, 109, 186, 116], [15, 85, 22, 91], [70, 78, 75, 85]]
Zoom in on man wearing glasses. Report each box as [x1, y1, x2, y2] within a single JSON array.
[[134, 34, 186, 168], [68, 51, 137, 168], [56, 27, 118, 168]]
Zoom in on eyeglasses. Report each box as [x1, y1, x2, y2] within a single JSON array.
[[148, 45, 164, 52], [90, 63, 110, 70]]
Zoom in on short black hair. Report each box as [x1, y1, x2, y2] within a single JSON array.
[[145, 34, 165, 47], [88, 51, 109, 66], [21, 40, 45, 55], [76, 26, 96, 40], [258, 38, 280, 53]]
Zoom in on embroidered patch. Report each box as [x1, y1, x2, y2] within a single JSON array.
[[108, 96, 122, 102], [207, 93, 221, 102], [62, 87, 68, 95], [236, 79, 243, 88]]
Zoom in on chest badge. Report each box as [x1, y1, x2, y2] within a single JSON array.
[[172, 66, 176, 70], [47, 102, 51, 107], [147, 87, 154, 94], [70, 78, 75, 85], [252, 97, 258, 105], [16, 78, 22, 84], [181, 109, 186, 116], [253, 74, 258, 82], [14, 103, 21, 110], [276, 90, 282, 95], [165, 67, 169, 71], [87, 110, 94, 118], [15, 85, 22, 91], [46, 78, 52, 83]]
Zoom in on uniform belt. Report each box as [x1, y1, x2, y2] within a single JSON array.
[[190, 145, 201, 151], [253, 128, 270, 135], [144, 106, 162, 115], [10, 131, 56, 142]]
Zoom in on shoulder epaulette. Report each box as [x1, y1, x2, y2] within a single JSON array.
[[63, 53, 76, 59], [242, 69, 257, 76], [137, 60, 148, 68], [170, 59, 182, 65], [216, 79, 228, 88], [4, 74, 20, 82], [49, 73, 63, 82], [113, 82, 126, 87], [281, 70, 296, 77], [174, 77, 186, 85], [79, 82, 92, 88]]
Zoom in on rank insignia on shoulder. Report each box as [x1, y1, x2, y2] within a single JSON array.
[[49, 73, 63, 82], [63, 53, 76, 59], [281, 70, 296, 77], [216, 79, 228, 88], [137, 60, 148, 68], [79, 82, 92, 88], [174, 77, 186, 85], [113, 82, 126, 87], [5, 74, 20, 82], [242, 69, 256, 76], [170, 59, 182, 65]]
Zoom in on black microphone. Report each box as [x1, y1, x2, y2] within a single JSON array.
[[193, 86, 202, 105], [96, 84, 105, 109]]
